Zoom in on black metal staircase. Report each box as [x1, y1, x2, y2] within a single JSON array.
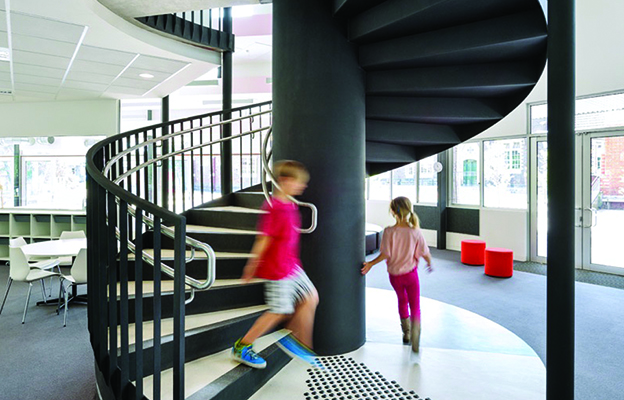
[[87, 1, 548, 399]]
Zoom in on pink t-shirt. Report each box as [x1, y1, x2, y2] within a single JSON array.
[[254, 197, 302, 280], [380, 225, 430, 276]]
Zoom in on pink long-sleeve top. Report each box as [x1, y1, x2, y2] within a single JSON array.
[[379, 225, 430, 276]]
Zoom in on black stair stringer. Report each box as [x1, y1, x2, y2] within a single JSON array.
[[186, 344, 291, 400], [126, 310, 266, 381]]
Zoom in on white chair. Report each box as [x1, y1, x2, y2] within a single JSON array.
[[59, 230, 86, 239], [59, 231, 86, 266], [10, 237, 61, 296], [58, 248, 87, 327], [1, 246, 60, 324]]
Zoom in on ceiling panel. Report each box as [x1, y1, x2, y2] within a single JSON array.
[[12, 34, 77, 58], [105, 86, 148, 96], [56, 87, 103, 100], [64, 70, 115, 85], [63, 80, 108, 92], [12, 50, 70, 69], [77, 45, 137, 66], [132, 56, 189, 74], [0, 72, 10, 85], [13, 74, 61, 87], [123, 67, 171, 82], [0, 62, 9, 73], [113, 77, 156, 90], [0, 31, 8, 48], [15, 82, 58, 93], [14, 90, 56, 101], [13, 63, 65, 79], [10, 13, 84, 43], [71, 59, 125, 76], [0, 10, 6, 32]]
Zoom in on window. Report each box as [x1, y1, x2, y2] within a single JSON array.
[[391, 163, 416, 203], [418, 155, 438, 204], [368, 171, 391, 201], [452, 143, 480, 205], [484, 138, 527, 209]]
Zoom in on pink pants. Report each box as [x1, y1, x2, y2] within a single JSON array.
[[389, 268, 421, 322]]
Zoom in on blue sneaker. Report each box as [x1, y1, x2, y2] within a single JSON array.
[[276, 334, 318, 366], [232, 340, 267, 369]]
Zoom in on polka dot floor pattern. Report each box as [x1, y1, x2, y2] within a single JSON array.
[[304, 355, 429, 400]]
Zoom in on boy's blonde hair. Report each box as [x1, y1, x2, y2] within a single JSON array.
[[273, 160, 310, 183], [390, 196, 419, 229]]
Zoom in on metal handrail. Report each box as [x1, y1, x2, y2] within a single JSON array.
[[260, 128, 318, 234]]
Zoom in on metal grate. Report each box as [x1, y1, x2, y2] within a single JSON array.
[[304, 355, 429, 400]]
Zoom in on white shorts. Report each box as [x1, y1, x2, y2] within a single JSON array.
[[264, 268, 316, 314]]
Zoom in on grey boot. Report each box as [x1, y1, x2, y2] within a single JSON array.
[[400, 318, 410, 344], [411, 319, 421, 353]]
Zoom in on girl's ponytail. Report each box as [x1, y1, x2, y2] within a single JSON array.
[[408, 210, 419, 229], [390, 196, 420, 229]]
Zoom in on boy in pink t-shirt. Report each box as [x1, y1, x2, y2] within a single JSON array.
[[362, 196, 432, 353], [231, 160, 319, 369]]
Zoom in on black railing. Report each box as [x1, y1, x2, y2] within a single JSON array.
[[86, 101, 272, 399], [136, 8, 235, 52]]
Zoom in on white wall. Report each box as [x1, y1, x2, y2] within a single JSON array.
[[0, 99, 119, 137]]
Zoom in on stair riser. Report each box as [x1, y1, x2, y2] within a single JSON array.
[[185, 209, 260, 231], [158, 232, 256, 254], [234, 193, 266, 209], [126, 258, 248, 281], [119, 283, 265, 324], [127, 311, 265, 380]]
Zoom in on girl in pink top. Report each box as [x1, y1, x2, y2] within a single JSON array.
[[362, 196, 432, 353]]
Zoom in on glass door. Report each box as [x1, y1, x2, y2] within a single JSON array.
[[580, 132, 624, 273], [529, 137, 548, 262]]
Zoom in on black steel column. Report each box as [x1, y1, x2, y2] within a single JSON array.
[[436, 152, 448, 249], [161, 96, 170, 210], [547, 1, 575, 399], [273, 0, 366, 355], [220, 7, 233, 195]]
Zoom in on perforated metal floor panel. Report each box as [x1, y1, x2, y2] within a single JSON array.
[[304, 355, 429, 400]]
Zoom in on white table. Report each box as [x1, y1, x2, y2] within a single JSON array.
[[21, 238, 87, 305], [21, 238, 87, 258]]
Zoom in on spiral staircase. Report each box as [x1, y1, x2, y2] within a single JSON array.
[[88, 1, 548, 399]]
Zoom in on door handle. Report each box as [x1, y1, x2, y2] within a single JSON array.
[[582, 207, 597, 228]]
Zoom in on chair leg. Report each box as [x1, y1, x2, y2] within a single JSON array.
[[0, 278, 13, 315], [57, 279, 64, 315], [40, 280, 47, 304], [63, 283, 70, 327], [22, 283, 33, 324]]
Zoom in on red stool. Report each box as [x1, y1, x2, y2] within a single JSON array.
[[484, 248, 514, 278], [461, 240, 486, 265]]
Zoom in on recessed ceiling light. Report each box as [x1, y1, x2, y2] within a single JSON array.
[[0, 48, 10, 62], [139, 73, 154, 79]]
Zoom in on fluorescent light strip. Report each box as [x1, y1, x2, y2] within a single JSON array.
[[4, 0, 14, 97], [56, 25, 89, 99], [100, 54, 139, 97], [142, 63, 191, 97]]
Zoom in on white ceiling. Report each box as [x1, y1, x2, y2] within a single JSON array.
[[0, 0, 223, 103]]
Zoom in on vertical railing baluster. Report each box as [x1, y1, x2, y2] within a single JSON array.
[[249, 113, 253, 186], [190, 119, 195, 208], [134, 208, 144, 399], [200, 118, 205, 204], [210, 116, 214, 200], [172, 218, 186, 400], [153, 218, 162, 400], [119, 201, 130, 395], [239, 111, 243, 190], [209, 9, 212, 30], [181, 122, 186, 212], [171, 130, 176, 213], [107, 191, 118, 392], [152, 129, 158, 208]]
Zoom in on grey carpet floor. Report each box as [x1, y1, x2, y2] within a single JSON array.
[[365, 248, 624, 400], [0, 266, 96, 400]]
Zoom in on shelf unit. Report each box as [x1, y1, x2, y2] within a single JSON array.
[[0, 209, 86, 261]]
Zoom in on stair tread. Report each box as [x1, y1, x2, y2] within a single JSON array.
[[114, 278, 264, 297], [198, 206, 266, 214], [116, 304, 269, 347], [129, 249, 254, 260], [141, 330, 288, 400], [185, 225, 259, 235]]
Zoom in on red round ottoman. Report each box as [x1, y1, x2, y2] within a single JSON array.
[[484, 248, 514, 278], [461, 240, 486, 265]]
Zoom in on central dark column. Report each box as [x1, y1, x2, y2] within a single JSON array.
[[273, 0, 366, 354]]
